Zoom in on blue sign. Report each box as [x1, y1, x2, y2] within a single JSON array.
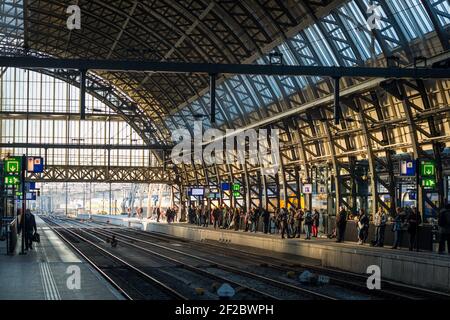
[[18, 192, 37, 201], [221, 182, 230, 191], [409, 191, 417, 200], [400, 160, 415, 176], [26, 182, 36, 191], [27, 157, 44, 173]]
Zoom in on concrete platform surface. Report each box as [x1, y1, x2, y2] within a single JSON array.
[[0, 216, 123, 300], [91, 214, 450, 293]]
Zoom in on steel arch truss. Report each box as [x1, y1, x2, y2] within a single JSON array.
[[28, 165, 176, 184]]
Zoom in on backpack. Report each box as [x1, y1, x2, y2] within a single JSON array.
[[305, 213, 312, 224]]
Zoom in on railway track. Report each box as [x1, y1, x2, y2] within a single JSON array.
[[42, 217, 188, 300], [46, 217, 334, 300], [49, 217, 450, 300], [143, 230, 450, 300], [79, 219, 450, 300]]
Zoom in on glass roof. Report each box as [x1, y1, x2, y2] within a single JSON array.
[[172, 0, 447, 132]]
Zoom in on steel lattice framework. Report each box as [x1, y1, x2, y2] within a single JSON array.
[[1, 0, 450, 216]]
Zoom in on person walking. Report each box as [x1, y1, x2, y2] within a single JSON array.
[[336, 206, 348, 243], [407, 206, 422, 251], [18, 209, 37, 250], [312, 209, 320, 238], [304, 210, 313, 240], [373, 207, 387, 247], [438, 203, 450, 254]]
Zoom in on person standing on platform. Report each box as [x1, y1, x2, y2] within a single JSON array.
[[373, 207, 387, 247], [274, 209, 281, 234], [188, 206, 195, 224], [233, 208, 240, 231], [288, 208, 295, 238], [18, 209, 37, 250], [336, 206, 348, 243], [221, 206, 227, 229], [213, 207, 219, 229], [392, 207, 406, 249], [438, 203, 450, 254], [279, 208, 289, 239], [406, 206, 422, 251], [261, 208, 270, 234], [295, 208, 304, 238], [270, 211, 277, 234], [201, 207, 207, 227], [357, 209, 369, 245], [304, 210, 313, 240], [312, 209, 320, 238], [156, 207, 161, 223]]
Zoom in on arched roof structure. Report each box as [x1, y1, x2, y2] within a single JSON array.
[[1, 0, 449, 216]]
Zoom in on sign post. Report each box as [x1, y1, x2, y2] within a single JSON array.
[[20, 154, 27, 255], [415, 159, 437, 252]]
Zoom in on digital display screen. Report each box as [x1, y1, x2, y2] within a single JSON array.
[[191, 188, 205, 196]]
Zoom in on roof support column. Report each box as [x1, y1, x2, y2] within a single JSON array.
[[79, 69, 87, 120]]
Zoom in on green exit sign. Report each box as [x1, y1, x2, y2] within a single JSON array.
[[4, 157, 22, 175], [420, 160, 435, 177], [422, 177, 436, 189], [232, 183, 240, 191], [4, 175, 20, 186]]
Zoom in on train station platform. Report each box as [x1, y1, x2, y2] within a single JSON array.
[[0, 216, 123, 300], [91, 214, 450, 293]]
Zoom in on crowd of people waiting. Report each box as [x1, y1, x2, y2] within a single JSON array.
[[187, 203, 450, 254], [188, 205, 322, 240]]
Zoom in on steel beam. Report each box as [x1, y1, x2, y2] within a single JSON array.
[[0, 56, 448, 79], [0, 142, 173, 150]]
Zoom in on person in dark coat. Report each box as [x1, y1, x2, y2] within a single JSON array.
[[312, 209, 320, 238], [279, 208, 289, 239], [438, 203, 450, 254], [406, 206, 422, 251], [293, 209, 303, 238], [213, 208, 220, 229], [336, 206, 347, 243], [18, 209, 37, 250], [392, 207, 406, 249], [303, 210, 313, 240], [261, 208, 270, 234], [356, 209, 370, 245], [188, 206, 194, 224], [156, 207, 161, 222], [233, 208, 240, 231]]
